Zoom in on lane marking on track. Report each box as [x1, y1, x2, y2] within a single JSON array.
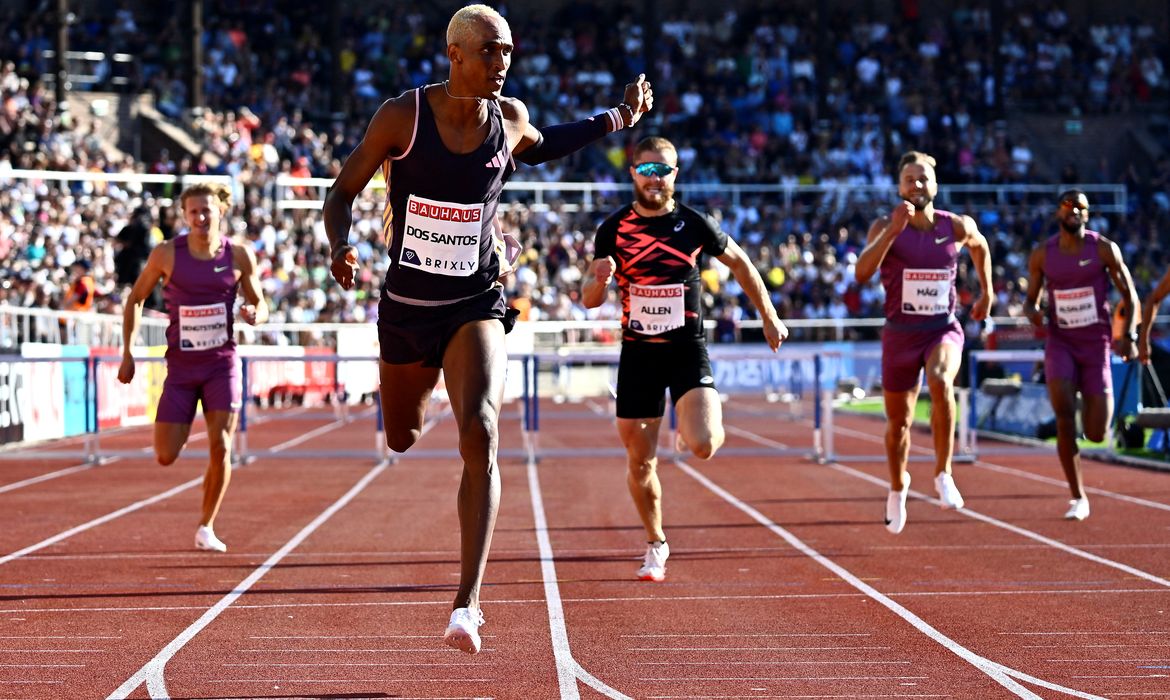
[[107, 407, 437, 699], [733, 424, 1170, 589], [0, 408, 302, 495], [638, 675, 929, 681], [829, 420, 1170, 511], [672, 454, 1107, 700], [526, 454, 633, 700], [0, 410, 368, 567], [6, 587, 1167, 617]]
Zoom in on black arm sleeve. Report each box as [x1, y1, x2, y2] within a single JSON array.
[[515, 115, 612, 166]]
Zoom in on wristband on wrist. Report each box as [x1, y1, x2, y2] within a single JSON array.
[[618, 102, 635, 127], [331, 244, 352, 262]]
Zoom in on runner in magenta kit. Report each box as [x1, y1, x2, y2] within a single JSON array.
[[118, 182, 268, 553], [323, 4, 653, 654], [1024, 190, 1139, 521], [855, 151, 993, 534]]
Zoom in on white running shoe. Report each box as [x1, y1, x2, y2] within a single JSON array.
[[1064, 497, 1090, 521], [194, 525, 227, 553], [637, 541, 670, 582], [885, 474, 910, 535], [443, 607, 485, 654], [934, 472, 965, 510]]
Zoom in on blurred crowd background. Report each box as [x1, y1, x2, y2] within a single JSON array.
[[2, 0, 1169, 346]]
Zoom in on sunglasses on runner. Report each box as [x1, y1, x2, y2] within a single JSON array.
[[634, 162, 676, 177], [1059, 197, 1089, 212]]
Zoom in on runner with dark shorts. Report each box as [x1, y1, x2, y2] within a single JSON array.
[[855, 151, 993, 535], [583, 136, 788, 582], [324, 4, 654, 654], [119, 182, 268, 553], [1024, 190, 1139, 521]]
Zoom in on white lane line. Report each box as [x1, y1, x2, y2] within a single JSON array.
[[107, 459, 390, 699], [1002, 631, 1170, 635], [9, 587, 1168, 617], [824, 459, 1170, 589], [107, 408, 432, 699], [0, 635, 119, 639], [673, 457, 1103, 700], [0, 409, 299, 495], [236, 648, 494, 653], [830, 421, 1170, 512], [0, 412, 364, 567], [638, 676, 928, 681], [636, 661, 911, 666], [0, 664, 85, 668], [223, 662, 491, 667], [1045, 658, 1170, 663], [526, 454, 633, 700], [621, 633, 871, 638], [732, 424, 1170, 589], [644, 695, 945, 699], [627, 646, 890, 652]]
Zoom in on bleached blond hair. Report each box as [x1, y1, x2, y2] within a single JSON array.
[[447, 4, 508, 46]]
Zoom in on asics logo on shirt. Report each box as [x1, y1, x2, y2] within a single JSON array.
[[674, 221, 686, 232]]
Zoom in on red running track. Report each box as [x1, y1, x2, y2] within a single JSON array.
[[0, 397, 1167, 699]]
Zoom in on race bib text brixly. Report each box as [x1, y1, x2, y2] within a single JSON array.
[[399, 195, 483, 277]]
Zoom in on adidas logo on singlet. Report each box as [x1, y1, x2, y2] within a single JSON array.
[[484, 147, 508, 169]]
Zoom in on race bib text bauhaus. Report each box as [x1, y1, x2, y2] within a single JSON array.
[[399, 195, 483, 277]]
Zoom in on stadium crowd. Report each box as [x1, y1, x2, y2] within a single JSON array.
[[1, 2, 1169, 345]]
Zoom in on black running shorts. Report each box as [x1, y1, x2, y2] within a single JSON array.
[[615, 339, 716, 419], [377, 286, 514, 367]]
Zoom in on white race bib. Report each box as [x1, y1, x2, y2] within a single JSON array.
[[901, 269, 950, 315], [1053, 286, 1098, 328], [179, 303, 228, 350], [628, 283, 685, 335], [399, 195, 483, 277]]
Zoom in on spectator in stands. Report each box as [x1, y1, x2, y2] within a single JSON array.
[[582, 136, 788, 582], [324, 4, 653, 655], [1026, 190, 1139, 521], [64, 259, 96, 312], [113, 205, 153, 287], [854, 150, 993, 535], [117, 182, 268, 553]]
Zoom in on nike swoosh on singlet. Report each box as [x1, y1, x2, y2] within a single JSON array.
[[214, 265, 230, 272], [1078, 259, 1092, 266], [934, 236, 949, 244]]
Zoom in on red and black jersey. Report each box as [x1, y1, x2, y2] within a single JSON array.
[[593, 202, 728, 342]]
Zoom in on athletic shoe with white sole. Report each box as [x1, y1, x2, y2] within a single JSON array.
[[443, 607, 485, 654], [885, 473, 910, 535], [637, 540, 670, 582], [1064, 497, 1090, 521], [194, 525, 227, 553], [934, 472, 965, 510]]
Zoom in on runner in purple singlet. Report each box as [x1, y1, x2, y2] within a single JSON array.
[[855, 151, 993, 535], [119, 183, 268, 553], [1024, 190, 1139, 521]]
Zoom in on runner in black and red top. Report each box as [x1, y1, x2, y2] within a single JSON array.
[[325, 4, 654, 655], [583, 136, 788, 583]]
